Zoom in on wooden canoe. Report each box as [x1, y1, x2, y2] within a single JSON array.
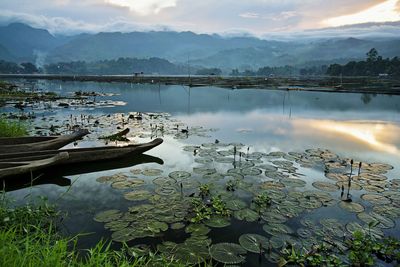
[[0, 129, 90, 153], [1, 154, 164, 192], [0, 138, 163, 179], [0, 152, 69, 179]]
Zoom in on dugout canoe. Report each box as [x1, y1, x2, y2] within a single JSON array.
[[0, 138, 163, 179], [0, 129, 89, 153]]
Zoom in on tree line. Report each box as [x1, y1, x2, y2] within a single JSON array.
[[326, 48, 400, 77]]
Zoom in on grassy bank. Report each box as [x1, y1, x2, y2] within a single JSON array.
[[0, 117, 27, 137], [0, 196, 195, 267]]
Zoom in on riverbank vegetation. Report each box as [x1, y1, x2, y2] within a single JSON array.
[[326, 49, 400, 77], [0, 117, 27, 137], [0, 195, 195, 267]]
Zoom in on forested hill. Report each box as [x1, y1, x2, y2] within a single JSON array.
[[326, 49, 400, 77], [1, 23, 400, 71]]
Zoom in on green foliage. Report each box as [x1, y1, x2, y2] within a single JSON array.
[[280, 243, 345, 267], [211, 196, 230, 216], [190, 195, 230, 223], [199, 184, 211, 198], [226, 179, 237, 192], [326, 48, 400, 77], [190, 198, 212, 223], [0, 195, 199, 267], [195, 68, 222, 76], [0, 117, 28, 137], [0, 60, 38, 74], [280, 222, 400, 267], [253, 192, 271, 209], [44, 57, 187, 75]]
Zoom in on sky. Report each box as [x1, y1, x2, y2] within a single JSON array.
[[0, 0, 399, 36]]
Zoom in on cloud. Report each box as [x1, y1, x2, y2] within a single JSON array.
[[105, 0, 177, 15], [0, 0, 399, 36], [239, 12, 260, 19], [0, 10, 173, 35], [323, 0, 400, 27]]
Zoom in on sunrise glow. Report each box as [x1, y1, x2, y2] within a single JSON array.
[[324, 0, 400, 27]]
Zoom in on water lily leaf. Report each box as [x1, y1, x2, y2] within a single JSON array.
[[312, 181, 339, 192], [234, 208, 259, 222], [195, 157, 213, 164], [339, 201, 364, 213], [296, 228, 312, 238], [281, 178, 306, 187], [169, 171, 191, 180], [94, 209, 122, 222], [204, 216, 231, 228], [241, 167, 262, 176], [142, 168, 163, 176], [111, 178, 145, 189], [263, 223, 293, 236], [170, 222, 185, 230], [215, 157, 234, 163], [111, 228, 136, 242], [239, 233, 269, 253], [155, 186, 178, 196], [153, 176, 177, 186], [209, 243, 247, 264], [185, 224, 211, 235], [226, 199, 247, 211], [124, 190, 152, 201], [361, 194, 391, 205], [193, 167, 216, 175]]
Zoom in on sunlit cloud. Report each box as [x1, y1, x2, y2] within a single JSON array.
[[105, 0, 177, 15], [239, 12, 260, 19], [323, 0, 400, 27]]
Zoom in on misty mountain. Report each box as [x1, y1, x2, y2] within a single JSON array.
[[46, 31, 269, 63], [0, 44, 15, 61], [0, 23, 69, 62], [0, 23, 400, 71]]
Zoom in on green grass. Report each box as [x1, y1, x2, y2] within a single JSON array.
[[0, 196, 204, 267], [0, 117, 28, 137]]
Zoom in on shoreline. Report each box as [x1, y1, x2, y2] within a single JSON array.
[[1, 74, 400, 95]]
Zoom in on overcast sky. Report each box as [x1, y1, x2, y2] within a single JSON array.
[[0, 0, 399, 36]]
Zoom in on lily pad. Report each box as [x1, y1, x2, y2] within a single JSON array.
[[226, 199, 247, 211], [234, 208, 259, 222], [204, 216, 231, 228], [185, 224, 211, 235], [94, 209, 122, 222], [193, 167, 216, 175], [263, 223, 293, 236], [111, 178, 145, 189], [169, 171, 191, 180], [361, 194, 391, 205], [153, 176, 177, 186], [239, 234, 269, 253], [209, 243, 247, 264], [339, 201, 364, 213], [312, 181, 339, 192], [142, 168, 163, 176], [124, 190, 152, 201]]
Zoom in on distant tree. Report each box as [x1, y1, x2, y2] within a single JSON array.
[[366, 48, 378, 62], [195, 68, 222, 76], [20, 62, 38, 73]]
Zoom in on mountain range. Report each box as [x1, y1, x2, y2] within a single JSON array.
[[1, 22, 400, 72]]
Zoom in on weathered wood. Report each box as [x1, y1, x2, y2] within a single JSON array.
[[0, 136, 57, 145], [0, 129, 89, 153], [0, 138, 163, 178], [0, 152, 69, 179]]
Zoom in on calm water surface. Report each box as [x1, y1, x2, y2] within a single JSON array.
[[4, 80, 400, 266]]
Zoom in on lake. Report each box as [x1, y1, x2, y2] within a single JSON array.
[[3, 79, 400, 266]]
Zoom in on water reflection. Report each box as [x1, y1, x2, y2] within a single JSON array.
[[310, 120, 400, 156]]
